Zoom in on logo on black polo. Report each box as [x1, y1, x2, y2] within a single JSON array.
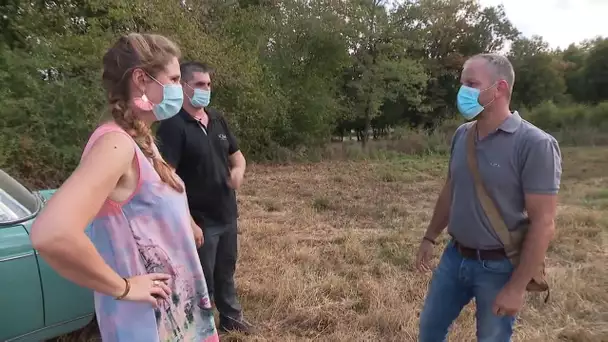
[[218, 134, 227, 141]]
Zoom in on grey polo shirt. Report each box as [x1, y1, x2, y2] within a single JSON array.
[[447, 111, 562, 250]]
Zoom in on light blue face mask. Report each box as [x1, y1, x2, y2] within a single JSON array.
[[186, 83, 211, 108], [456, 84, 496, 120], [148, 75, 184, 121]]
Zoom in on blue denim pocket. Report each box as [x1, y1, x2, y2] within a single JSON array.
[[481, 259, 513, 274]]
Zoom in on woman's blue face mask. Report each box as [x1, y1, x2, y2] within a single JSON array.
[[147, 74, 184, 121]]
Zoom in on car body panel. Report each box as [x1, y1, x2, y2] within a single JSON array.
[[4, 314, 94, 342], [0, 180, 95, 341], [0, 224, 45, 340], [24, 190, 95, 327]]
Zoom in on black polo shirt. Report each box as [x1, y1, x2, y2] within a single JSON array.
[[155, 108, 239, 224]]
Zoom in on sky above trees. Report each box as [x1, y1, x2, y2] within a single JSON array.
[[479, 0, 608, 49]]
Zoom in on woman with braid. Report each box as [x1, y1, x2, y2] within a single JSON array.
[[30, 33, 219, 342]]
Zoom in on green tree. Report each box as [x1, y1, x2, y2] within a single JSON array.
[[508, 35, 567, 108], [583, 37, 608, 104], [561, 43, 589, 103], [393, 0, 519, 124], [341, 0, 428, 146]]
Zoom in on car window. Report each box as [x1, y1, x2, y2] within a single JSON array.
[[0, 170, 37, 224], [0, 189, 32, 222]]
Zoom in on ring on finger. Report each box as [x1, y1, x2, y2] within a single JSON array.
[[153, 280, 160, 286]]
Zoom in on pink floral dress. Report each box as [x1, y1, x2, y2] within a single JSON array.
[[82, 122, 219, 342]]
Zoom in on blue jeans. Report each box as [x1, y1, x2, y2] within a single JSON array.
[[418, 241, 516, 342]]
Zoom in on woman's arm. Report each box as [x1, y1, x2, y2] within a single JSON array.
[[30, 132, 168, 301]]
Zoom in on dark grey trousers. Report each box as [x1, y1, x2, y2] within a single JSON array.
[[195, 218, 242, 322]]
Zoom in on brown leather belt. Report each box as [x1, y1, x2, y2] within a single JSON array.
[[453, 240, 507, 260]]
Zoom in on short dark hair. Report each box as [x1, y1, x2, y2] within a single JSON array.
[[180, 61, 214, 82], [466, 53, 515, 94]]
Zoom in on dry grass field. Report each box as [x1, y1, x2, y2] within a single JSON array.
[[58, 146, 607, 342]]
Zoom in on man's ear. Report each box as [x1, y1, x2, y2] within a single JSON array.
[[498, 79, 510, 92]]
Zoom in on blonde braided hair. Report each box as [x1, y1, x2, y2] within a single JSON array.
[[102, 33, 183, 193]]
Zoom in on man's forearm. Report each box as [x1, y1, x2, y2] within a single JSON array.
[[231, 164, 245, 173], [424, 182, 451, 240], [507, 220, 554, 290], [229, 151, 246, 172]]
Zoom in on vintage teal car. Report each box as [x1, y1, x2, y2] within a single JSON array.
[[0, 169, 95, 341]]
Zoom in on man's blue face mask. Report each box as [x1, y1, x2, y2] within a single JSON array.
[[185, 83, 211, 108], [456, 83, 497, 120]]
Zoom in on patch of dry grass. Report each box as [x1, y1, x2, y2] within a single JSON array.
[[57, 147, 608, 341]]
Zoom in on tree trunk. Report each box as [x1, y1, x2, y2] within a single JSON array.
[[362, 103, 373, 148]]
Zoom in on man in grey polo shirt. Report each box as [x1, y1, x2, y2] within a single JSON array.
[[415, 53, 562, 341]]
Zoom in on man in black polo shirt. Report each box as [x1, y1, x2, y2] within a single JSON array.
[[155, 61, 253, 334]]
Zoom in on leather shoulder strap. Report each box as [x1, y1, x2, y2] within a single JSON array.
[[466, 122, 516, 255]]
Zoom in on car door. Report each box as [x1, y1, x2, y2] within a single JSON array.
[[0, 224, 45, 341], [23, 190, 95, 327]]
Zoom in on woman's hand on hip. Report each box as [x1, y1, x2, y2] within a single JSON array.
[[119, 273, 172, 307]]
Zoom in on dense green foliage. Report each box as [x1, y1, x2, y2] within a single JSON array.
[[1, 0, 607, 187]]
